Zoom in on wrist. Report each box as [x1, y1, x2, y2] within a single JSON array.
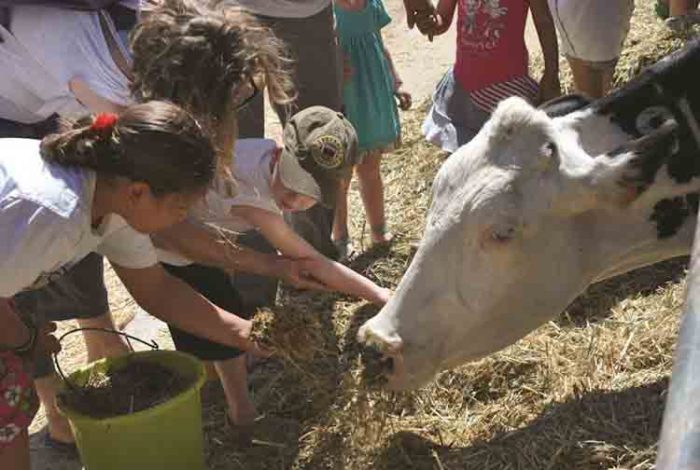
[[0, 316, 35, 353], [232, 318, 254, 351]]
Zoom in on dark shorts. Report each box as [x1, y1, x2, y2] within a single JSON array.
[[162, 263, 250, 362], [237, 4, 342, 138], [13, 253, 109, 377], [230, 230, 279, 313]]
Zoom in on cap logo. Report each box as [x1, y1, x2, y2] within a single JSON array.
[[311, 135, 344, 169]]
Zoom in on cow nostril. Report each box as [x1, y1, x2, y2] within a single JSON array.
[[380, 356, 394, 374], [359, 343, 389, 387]]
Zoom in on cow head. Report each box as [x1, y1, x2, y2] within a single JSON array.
[[359, 41, 700, 390]]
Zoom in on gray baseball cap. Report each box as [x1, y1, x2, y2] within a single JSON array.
[[278, 106, 359, 208]]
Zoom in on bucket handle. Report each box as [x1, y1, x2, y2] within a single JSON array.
[[53, 328, 159, 391]]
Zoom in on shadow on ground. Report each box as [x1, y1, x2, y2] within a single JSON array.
[[377, 380, 667, 470], [562, 257, 688, 327]]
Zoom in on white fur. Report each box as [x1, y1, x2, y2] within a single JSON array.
[[359, 97, 700, 390]]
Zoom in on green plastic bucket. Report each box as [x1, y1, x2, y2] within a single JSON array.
[[57, 350, 207, 470]]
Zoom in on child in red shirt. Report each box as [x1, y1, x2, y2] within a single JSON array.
[[420, 0, 560, 152]]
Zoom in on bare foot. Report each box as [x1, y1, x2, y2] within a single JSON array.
[[228, 396, 258, 427]]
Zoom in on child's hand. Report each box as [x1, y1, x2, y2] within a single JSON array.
[[394, 88, 413, 111], [537, 71, 561, 104], [404, 0, 436, 33], [374, 287, 392, 305], [34, 322, 60, 360], [414, 10, 440, 39]]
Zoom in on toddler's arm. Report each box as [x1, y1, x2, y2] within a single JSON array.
[[237, 206, 391, 305]]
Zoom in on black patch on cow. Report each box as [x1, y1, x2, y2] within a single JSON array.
[[593, 40, 700, 186], [611, 122, 679, 193], [539, 94, 592, 118], [651, 196, 697, 238], [586, 39, 700, 239]]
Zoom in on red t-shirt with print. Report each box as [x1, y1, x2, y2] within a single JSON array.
[[454, 0, 532, 100]]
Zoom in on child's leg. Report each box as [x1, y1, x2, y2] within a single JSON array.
[[0, 429, 30, 470], [34, 375, 74, 444], [670, 0, 690, 16], [214, 356, 257, 426], [356, 150, 392, 244], [78, 311, 130, 363], [567, 56, 619, 99], [332, 176, 352, 243]]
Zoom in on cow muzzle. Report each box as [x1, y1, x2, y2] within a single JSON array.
[[357, 323, 407, 389]]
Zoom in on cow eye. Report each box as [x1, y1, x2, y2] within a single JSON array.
[[491, 225, 517, 243], [543, 141, 557, 159]]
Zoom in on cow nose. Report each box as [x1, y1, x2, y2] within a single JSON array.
[[357, 322, 403, 354], [357, 324, 404, 387]]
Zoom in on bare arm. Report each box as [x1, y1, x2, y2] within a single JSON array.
[[113, 263, 261, 352], [434, 0, 458, 35], [380, 34, 412, 110], [530, 0, 561, 102], [0, 298, 29, 348], [236, 206, 391, 304], [153, 220, 327, 290]]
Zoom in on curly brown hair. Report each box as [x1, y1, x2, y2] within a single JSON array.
[[130, 0, 295, 133]]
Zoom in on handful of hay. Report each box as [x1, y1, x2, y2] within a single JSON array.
[[250, 302, 327, 363]]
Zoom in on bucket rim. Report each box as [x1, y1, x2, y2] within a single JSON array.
[[56, 350, 206, 424]]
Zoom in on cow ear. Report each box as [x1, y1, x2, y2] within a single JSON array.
[[587, 119, 679, 206], [539, 94, 592, 118], [612, 119, 679, 199]]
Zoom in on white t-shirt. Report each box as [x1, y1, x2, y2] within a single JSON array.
[[225, 0, 330, 18], [0, 139, 158, 297], [0, 6, 130, 124], [158, 138, 282, 266]]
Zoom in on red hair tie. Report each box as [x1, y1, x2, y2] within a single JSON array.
[[90, 113, 118, 135]]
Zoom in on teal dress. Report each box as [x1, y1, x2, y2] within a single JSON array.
[[334, 0, 400, 153]]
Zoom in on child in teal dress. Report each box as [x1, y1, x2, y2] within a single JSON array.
[[332, 0, 412, 259]]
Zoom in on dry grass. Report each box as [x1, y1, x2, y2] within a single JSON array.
[[39, 1, 700, 468]]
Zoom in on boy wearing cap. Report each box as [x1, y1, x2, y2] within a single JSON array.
[[153, 106, 390, 432]]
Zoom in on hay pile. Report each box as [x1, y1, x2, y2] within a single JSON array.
[[201, 2, 698, 468]]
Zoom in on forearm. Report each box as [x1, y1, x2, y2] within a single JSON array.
[[434, 0, 457, 34], [0, 298, 29, 347], [153, 221, 284, 278], [313, 258, 389, 304], [114, 265, 254, 351], [381, 42, 402, 89]]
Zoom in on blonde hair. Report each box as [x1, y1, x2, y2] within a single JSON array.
[[130, 0, 295, 133]]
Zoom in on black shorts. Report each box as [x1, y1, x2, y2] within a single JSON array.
[[13, 252, 109, 377], [162, 263, 250, 362]]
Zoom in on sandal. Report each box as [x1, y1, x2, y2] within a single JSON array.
[[42, 433, 78, 456], [333, 236, 356, 262], [370, 224, 394, 247]]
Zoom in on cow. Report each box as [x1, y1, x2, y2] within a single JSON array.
[[358, 39, 700, 391]]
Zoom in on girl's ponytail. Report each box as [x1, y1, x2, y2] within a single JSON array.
[[40, 101, 216, 196], [40, 113, 119, 172]]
